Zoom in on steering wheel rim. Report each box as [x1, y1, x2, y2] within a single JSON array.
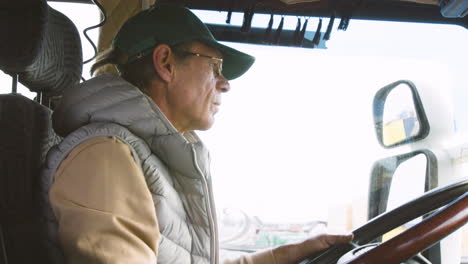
[[303, 178, 468, 264]]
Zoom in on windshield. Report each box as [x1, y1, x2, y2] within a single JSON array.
[[0, 3, 467, 263], [192, 10, 468, 260]]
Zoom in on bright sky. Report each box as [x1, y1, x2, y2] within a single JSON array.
[[1, 3, 467, 228]]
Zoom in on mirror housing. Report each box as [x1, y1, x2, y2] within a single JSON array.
[[373, 80, 430, 148]]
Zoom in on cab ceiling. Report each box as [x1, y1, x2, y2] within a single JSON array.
[[48, 0, 466, 27]]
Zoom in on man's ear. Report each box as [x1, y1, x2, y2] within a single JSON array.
[[152, 44, 174, 83]]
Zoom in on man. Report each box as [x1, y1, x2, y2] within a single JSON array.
[[46, 4, 352, 264]]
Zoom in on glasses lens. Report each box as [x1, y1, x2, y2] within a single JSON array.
[[177, 50, 224, 79]]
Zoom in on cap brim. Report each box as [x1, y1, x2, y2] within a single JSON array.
[[205, 40, 255, 80]]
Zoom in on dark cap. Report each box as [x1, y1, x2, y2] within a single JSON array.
[[113, 4, 255, 80]]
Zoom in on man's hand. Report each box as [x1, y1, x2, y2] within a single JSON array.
[[272, 233, 354, 264]]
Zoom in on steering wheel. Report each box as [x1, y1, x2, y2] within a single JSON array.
[[301, 178, 468, 264]]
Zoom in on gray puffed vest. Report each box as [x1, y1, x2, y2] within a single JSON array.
[[43, 73, 219, 264]]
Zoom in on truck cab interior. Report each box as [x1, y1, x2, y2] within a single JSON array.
[[0, 0, 467, 263]]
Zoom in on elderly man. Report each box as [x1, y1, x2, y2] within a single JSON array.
[[46, 4, 352, 264]]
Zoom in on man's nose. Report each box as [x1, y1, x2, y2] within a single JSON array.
[[217, 78, 230, 93]]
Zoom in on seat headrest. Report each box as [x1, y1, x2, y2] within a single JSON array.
[[0, 1, 83, 97], [19, 7, 83, 97], [0, 0, 48, 72]]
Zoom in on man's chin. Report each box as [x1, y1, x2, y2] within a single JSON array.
[[195, 118, 215, 131]]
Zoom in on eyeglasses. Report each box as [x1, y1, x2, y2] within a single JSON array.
[[176, 50, 224, 79]]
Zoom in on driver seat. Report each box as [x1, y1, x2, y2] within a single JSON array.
[[0, 1, 82, 263]]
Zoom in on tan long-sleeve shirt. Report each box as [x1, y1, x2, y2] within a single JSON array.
[[49, 136, 276, 264]]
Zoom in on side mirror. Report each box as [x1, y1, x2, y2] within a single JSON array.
[[373, 80, 430, 148], [368, 150, 438, 221], [368, 150, 441, 261]]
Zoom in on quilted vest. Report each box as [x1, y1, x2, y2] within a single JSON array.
[[43, 73, 219, 264]]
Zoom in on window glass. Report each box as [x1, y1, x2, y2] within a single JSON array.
[[193, 11, 468, 259]]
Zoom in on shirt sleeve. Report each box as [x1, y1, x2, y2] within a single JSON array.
[[49, 136, 159, 264]]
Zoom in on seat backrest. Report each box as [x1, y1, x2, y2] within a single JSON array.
[[0, 1, 82, 263], [0, 94, 63, 264]]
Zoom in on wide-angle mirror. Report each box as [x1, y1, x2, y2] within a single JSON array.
[[373, 80, 430, 148]]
